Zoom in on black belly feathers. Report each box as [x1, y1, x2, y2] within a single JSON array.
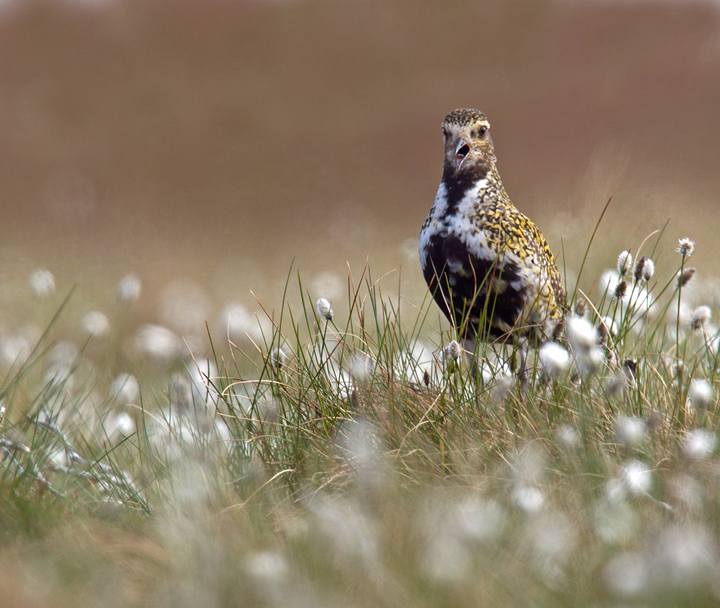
[[422, 232, 526, 343]]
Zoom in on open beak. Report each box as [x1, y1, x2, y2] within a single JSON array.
[[454, 138, 470, 171]]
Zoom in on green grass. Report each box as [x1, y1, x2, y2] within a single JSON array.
[[0, 237, 719, 607]]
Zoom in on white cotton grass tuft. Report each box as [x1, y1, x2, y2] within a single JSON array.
[[116, 273, 141, 304], [566, 316, 603, 375], [81, 311, 110, 338], [650, 524, 718, 591], [677, 237, 695, 257], [566, 316, 598, 351], [555, 425, 580, 450], [538, 342, 570, 378], [315, 297, 333, 321], [133, 324, 184, 362], [604, 551, 648, 598], [617, 250, 633, 277], [682, 429, 717, 460], [614, 416, 646, 451], [0, 330, 35, 369], [687, 378, 714, 410], [244, 550, 289, 585], [689, 305, 711, 331], [29, 268, 56, 297], [443, 340, 462, 362], [640, 257, 654, 281], [110, 373, 140, 405], [105, 412, 136, 443], [620, 459, 653, 497], [511, 485, 545, 513], [632, 256, 654, 282]]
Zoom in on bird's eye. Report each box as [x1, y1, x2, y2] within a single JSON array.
[[477, 126, 488, 138]]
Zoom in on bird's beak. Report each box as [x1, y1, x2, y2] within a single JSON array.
[[454, 138, 469, 171]]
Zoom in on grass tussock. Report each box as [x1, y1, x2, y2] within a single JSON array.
[[0, 233, 719, 607]]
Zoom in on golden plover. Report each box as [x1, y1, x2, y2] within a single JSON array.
[[419, 108, 565, 358]]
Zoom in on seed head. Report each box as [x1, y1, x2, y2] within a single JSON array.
[[511, 485, 544, 513], [603, 552, 648, 598], [81, 311, 110, 338], [617, 251, 633, 277], [110, 373, 140, 404], [582, 346, 605, 376], [633, 256, 654, 282], [682, 428, 717, 460], [29, 268, 55, 297], [567, 316, 604, 375], [573, 298, 587, 318], [688, 378, 713, 410], [566, 316, 599, 351], [555, 425, 580, 450], [633, 257, 644, 282], [677, 237, 695, 257], [133, 324, 183, 362], [117, 273, 142, 304], [270, 347, 288, 372], [315, 298, 333, 321], [444, 340, 462, 362], [539, 342, 571, 378], [107, 412, 135, 442], [678, 267, 696, 287], [613, 280, 628, 300], [620, 459, 652, 496], [690, 305, 711, 331], [614, 416, 646, 450]]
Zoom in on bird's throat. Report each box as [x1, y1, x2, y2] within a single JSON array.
[[441, 163, 490, 213]]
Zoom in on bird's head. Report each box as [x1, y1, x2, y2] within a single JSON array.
[[441, 108, 495, 181]]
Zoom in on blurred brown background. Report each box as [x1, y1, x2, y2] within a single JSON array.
[[1, 0, 720, 323]]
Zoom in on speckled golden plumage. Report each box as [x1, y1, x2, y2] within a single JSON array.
[[419, 109, 565, 347]]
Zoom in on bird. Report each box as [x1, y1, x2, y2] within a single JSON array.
[[419, 108, 565, 365]]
